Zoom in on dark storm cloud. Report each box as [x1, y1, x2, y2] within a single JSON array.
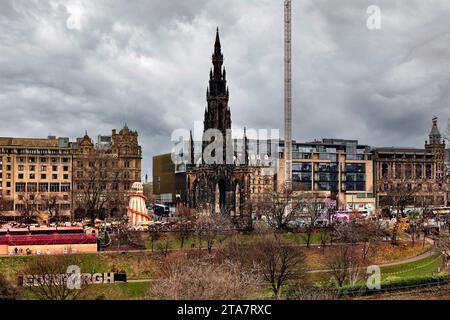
[[1, 0, 450, 178]]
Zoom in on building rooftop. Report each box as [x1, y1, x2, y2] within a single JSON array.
[[373, 147, 432, 154], [0, 137, 62, 148]]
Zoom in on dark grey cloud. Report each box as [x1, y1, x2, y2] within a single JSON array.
[[1, 0, 450, 179]]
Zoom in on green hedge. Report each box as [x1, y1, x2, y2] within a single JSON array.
[[340, 273, 450, 296]]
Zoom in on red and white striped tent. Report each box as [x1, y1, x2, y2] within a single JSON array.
[[127, 182, 151, 226]]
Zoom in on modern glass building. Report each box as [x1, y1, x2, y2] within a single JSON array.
[[279, 139, 375, 214]]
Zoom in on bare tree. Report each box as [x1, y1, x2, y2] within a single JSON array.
[[257, 189, 303, 232], [334, 219, 382, 262], [379, 180, 419, 245], [43, 194, 61, 221], [17, 191, 38, 221], [172, 205, 196, 249], [434, 234, 450, 272], [252, 235, 306, 298], [195, 213, 234, 253], [20, 255, 93, 300], [326, 245, 365, 288], [297, 193, 324, 248], [0, 274, 20, 300], [148, 252, 261, 300], [73, 154, 128, 224], [148, 223, 165, 252], [114, 220, 146, 250]]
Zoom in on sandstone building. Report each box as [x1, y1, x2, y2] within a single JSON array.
[[373, 117, 447, 210], [0, 125, 142, 221], [0, 137, 72, 220]]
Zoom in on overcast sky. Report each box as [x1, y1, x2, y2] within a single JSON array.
[[1, 0, 450, 180]]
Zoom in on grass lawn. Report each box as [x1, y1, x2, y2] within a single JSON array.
[[380, 254, 443, 281], [306, 253, 444, 289]]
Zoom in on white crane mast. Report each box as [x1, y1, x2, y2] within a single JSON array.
[[284, 0, 292, 192]]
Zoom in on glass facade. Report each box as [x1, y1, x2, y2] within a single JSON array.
[[292, 162, 312, 191], [345, 163, 366, 191], [290, 140, 370, 194]]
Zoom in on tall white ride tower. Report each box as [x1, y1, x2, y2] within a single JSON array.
[[284, 0, 293, 192]]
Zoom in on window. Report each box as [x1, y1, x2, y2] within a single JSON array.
[[346, 173, 365, 182], [292, 163, 312, 172], [76, 171, 83, 178], [40, 157, 47, 163], [16, 183, 26, 192], [41, 165, 47, 171], [27, 183, 37, 192], [63, 174, 69, 180], [346, 163, 366, 173], [50, 183, 60, 192], [381, 163, 388, 178], [18, 157, 25, 163], [317, 182, 338, 191], [63, 195, 69, 201], [18, 174, 24, 179], [51, 157, 58, 163], [293, 172, 312, 182], [41, 174, 47, 179], [52, 174, 58, 180], [6, 165, 11, 171], [62, 158, 70, 163], [416, 164, 423, 179], [124, 161, 130, 168], [426, 164, 432, 179], [6, 182, 11, 188], [18, 165, 24, 171], [15, 204, 25, 211], [346, 181, 366, 191], [405, 164, 413, 179], [30, 165, 35, 171], [39, 183, 48, 192], [61, 183, 71, 192], [395, 163, 402, 179], [52, 166, 58, 171], [318, 163, 338, 172], [63, 166, 69, 172], [29, 157, 36, 163], [29, 174, 35, 179]]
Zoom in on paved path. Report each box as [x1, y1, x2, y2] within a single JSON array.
[[306, 247, 437, 274]]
